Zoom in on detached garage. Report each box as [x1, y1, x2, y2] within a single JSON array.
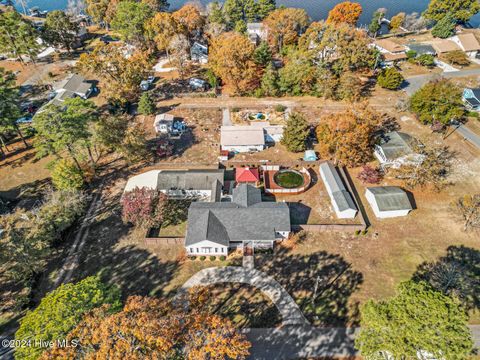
[[365, 187, 413, 219]]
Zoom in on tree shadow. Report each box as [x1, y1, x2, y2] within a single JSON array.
[[412, 245, 480, 312], [162, 199, 192, 227], [257, 249, 363, 326]]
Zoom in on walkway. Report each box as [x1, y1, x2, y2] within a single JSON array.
[[222, 107, 232, 126], [181, 267, 308, 326]]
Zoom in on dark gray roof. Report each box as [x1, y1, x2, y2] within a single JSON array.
[[55, 74, 92, 96], [232, 184, 262, 207], [378, 131, 416, 161], [407, 44, 436, 55], [185, 185, 290, 246], [319, 163, 357, 212], [156, 169, 224, 191], [367, 186, 412, 212]]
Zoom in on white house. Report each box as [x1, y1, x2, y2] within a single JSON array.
[[374, 131, 423, 168], [319, 162, 357, 219], [191, 42, 208, 64], [154, 114, 175, 134], [373, 39, 408, 65], [185, 184, 291, 256], [247, 23, 268, 44], [220, 126, 265, 153], [365, 187, 413, 219], [450, 33, 480, 58]]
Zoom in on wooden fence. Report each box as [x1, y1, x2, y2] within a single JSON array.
[[144, 237, 185, 246]]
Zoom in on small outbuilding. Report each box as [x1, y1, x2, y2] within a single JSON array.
[[365, 186, 413, 218], [319, 162, 357, 219], [303, 150, 317, 161], [236, 167, 260, 186], [220, 126, 265, 153], [374, 131, 422, 168]]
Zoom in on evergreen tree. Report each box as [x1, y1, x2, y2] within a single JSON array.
[[257, 0, 276, 19], [253, 41, 273, 66], [356, 281, 473, 359], [138, 92, 156, 115], [223, 0, 244, 28], [261, 64, 280, 96], [281, 112, 309, 152], [51, 159, 86, 190], [431, 13, 456, 38], [234, 19, 247, 34], [208, 1, 225, 24], [43, 10, 78, 52], [377, 67, 404, 90]]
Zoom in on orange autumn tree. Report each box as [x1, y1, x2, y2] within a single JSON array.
[[41, 290, 251, 360], [209, 32, 260, 95], [316, 104, 383, 167], [326, 1, 363, 26], [263, 8, 310, 52], [173, 4, 205, 39]]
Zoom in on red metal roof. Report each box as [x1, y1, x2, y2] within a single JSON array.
[[236, 167, 260, 183]]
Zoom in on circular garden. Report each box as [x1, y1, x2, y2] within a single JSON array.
[[273, 169, 305, 189]]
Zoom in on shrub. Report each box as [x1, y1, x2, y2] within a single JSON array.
[[138, 92, 156, 115], [406, 50, 417, 59], [355, 230, 361, 236], [209, 256, 216, 261], [416, 54, 435, 67], [274, 104, 287, 112], [362, 229, 368, 235], [445, 50, 470, 66], [357, 165, 383, 184], [121, 188, 168, 228], [377, 67, 404, 90], [51, 159, 85, 190], [200, 256, 206, 261], [188, 256, 196, 261], [219, 255, 226, 261]]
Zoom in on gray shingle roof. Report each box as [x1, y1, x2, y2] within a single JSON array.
[[378, 131, 416, 161], [319, 163, 357, 212], [367, 186, 412, 212], [156, 169, 224, 191], [407, 44, 436, 55], [232, 184, 262, 207], [185, 185, 290, 246]]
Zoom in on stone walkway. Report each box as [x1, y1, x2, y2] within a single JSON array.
[[181, 266, 308, 326]]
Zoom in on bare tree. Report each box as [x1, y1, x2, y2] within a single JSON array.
[[453, 194, 480, 231], [169, 34, 190, 79]]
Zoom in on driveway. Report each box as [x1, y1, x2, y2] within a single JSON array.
[[180, 266, 308, 326]]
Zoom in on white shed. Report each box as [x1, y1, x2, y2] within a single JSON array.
[[365, 187, 413, 219], [220, 126, 265, 153], [319, 163, 357, 219]]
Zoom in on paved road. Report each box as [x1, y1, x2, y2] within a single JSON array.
[[456, 124, 480, 149], [181, 266, 308, 326], [404, 68, 480, 96]]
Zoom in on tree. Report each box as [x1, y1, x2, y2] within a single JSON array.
[[207, 1, 225, 25], [209, 32, 260, 95], [453, 194, 480, 231], [424, 0, 480, 23], [357, 165, 383, 184], [15, 276, 121, 360], [356, 281, 473, 359], [78, 43, 152, 103], [389, 12, 405, 31], [122, 187, 168, 228], [223, 0, 257, 28], [314, 66, 339, 99], [431, 13, 456, 38], [42, 10, 78, 52], [445, 50, 470, 66], [138, 92, 156, 115], [263, 8, 310, 52], [337, 71, 363, 101], [410, 79, 465, 125], [0, 10, 40, 63], [278, 48, 316, 95], [281, 112, 309, 152], [377, 67, 404, 90], [257, 0, 276, 19], [169, 34, 191, 79], [368, 9, 384, 37], [145, 12, 178, 57], [142, 0, 169, 12], [51, 159, 86, 190], [234, 19, 247, 34], [121, 123, 150, 163], [326, 1, 363, 26], [261, 64, 280, 96], [253, 41, 273, 66], [41, 292, 251, 359], [416, 53, 435, 67], [173, 4, 205, 39], [85, 0, 109, 26], [316, 105, 382, 166], [111, 0, 153, 46], [390, 144, 453, 191], [403, 12, 429, 31], [33, 98, 97, 178], [0, 67, 29, 149]]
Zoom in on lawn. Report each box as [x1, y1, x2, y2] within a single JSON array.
[[273, 170, 304, 188]]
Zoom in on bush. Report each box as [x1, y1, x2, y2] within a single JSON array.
[[138, 92, 156, 115], [209, 256, 216, 261], [357, 165, 383, 184], [406, 50, 417, 59], [416, 54, 435, 67], [377, 67, 404, 90], [274, 104, 287, 113], [51, 159, 85, 190], [219, 255, 226, 261], [362, 229, 368, 235], [445, 50, 470, 66], [188, 256, 196, 261], [355, 230, 361, 236], [200, 256, 206, 261], [121, 188, 168, 228]]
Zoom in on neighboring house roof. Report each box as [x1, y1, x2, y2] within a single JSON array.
[[456, 33, 480, 52], [191, 42, 208, 57], [236, 167, 260, 183], [406, 43, 436, 55], [319, 163, 357, 213], [432, 40, 461, 53], [383, 52, 408, 62], [54, 74, 92, 97], [463, 88, 480, 107], [375, 39, 406, 53], [124, 169, 224, 193], [154, 113, 174, 126], [247, 23, 264, 31], [366, 187, 412, 212], [221, 126, 265, 147], [377, 131, 416, 161], [185, 184, 290, 246]]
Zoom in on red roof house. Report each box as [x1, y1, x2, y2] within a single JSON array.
[[235, 167, 260, 185]]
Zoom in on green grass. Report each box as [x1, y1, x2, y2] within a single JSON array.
[[274, 171, 304, 189]]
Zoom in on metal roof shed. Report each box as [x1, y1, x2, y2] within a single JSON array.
[[365, 186, 413, 218]]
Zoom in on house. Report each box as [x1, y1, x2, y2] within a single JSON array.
[[124, 169, 224, 201], [432, 39, 461, 54], [406, 43, 436, 56], [185, 184, 290, 256], [189, 78, 208, 90], [374, 131, 423, 168], [319, 162, 357, 219], [191, 42, 208, 64], [247, 23, 268, 44], [249, 121, 284, 143], [463, 88, 480, 110], [235, 167, 260, 186], [53, 74, 95, 99], [450, 33, 480, 58], [221, 126, 265, 153], [153, 114, 186, 137], [365, 187, 412, 218], [374, 39, 407, 64]]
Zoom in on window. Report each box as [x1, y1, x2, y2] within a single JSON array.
[[215, 248, 218, 253], [196, 248, 199, 253], [189, 248, 193, 253]]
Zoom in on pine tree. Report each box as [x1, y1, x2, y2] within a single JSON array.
[[138, 92, 156, 115], [281, 112, 309, 152], [261, 64, 280, 96], [431, 13, 456, 38], [253, 41, 273, 66], [257, 0, 276, 19], [377, 67, 404, 90]]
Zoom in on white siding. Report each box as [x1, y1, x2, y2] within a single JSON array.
[[186, 240, 228, 256], [221, 145, 264, 153], [365, 190, 411, 219]]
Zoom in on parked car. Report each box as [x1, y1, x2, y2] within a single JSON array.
[[140, 80, 150, 91]]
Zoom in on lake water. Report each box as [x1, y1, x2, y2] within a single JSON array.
[[14, 0, 480, 27]]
